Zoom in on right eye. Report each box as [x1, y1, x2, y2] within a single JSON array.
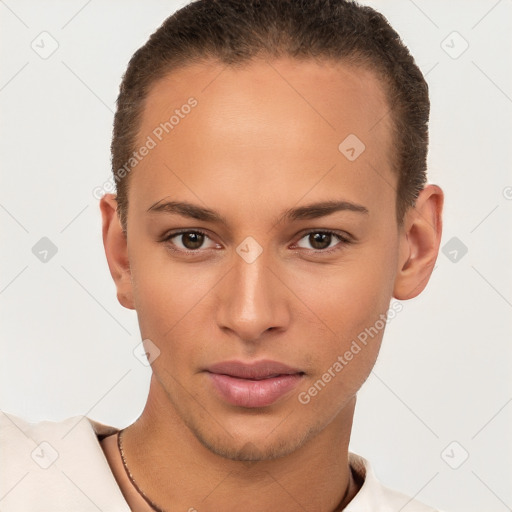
[[162, 230, 220, 252]]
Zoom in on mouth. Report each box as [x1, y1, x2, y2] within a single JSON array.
[[205, 360, 305, 408]]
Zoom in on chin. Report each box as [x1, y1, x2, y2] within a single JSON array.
[[183, 413, 321, 462], [197, 431, 304, 462]]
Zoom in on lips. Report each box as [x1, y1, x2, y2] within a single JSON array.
[[205, 360, 304, 408]]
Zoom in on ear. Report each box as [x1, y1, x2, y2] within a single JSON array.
[[99, 194, 135, 310], [393, 184, 444, 300]]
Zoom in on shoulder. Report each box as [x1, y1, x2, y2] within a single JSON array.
[[345, 452, 444, 512], [0, 409, 119, 440], [0, 410, 129, 512]]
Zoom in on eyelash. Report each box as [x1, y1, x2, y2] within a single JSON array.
[[161, 229, 353, 256]]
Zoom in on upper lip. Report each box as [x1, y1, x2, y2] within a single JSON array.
[[206, 360, 304, 380]]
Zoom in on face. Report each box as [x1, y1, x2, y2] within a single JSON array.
[[106, 58, 413, 461]]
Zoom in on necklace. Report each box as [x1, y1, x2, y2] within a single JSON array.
[[117, 429, 355, 512], [117, 429, 166, 512]]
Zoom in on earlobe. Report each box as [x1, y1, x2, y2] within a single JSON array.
[[99, 194, 135, 310], [393, 184, 444, 300]]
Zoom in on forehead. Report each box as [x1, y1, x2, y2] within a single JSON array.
[[140, 57, 391, 145], [129, 57, 395, 220]]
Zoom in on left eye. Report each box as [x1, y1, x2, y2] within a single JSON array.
[[295, 231, 348, 251]]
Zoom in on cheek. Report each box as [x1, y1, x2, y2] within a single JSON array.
[[129, 239, 218, 345], [312, 251, 396, 331], [132, 268, 217, 384], [299, 235, 398, 369], [296, 266, 393, 414]]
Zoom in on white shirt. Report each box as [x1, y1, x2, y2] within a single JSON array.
[[0, 410, 442, 511]]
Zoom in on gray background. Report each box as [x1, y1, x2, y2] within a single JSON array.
[[1, 1, 511, 511]]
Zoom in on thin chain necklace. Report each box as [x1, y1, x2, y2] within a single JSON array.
[[117, 429, 166, 512], [117, 429, 355, 512]]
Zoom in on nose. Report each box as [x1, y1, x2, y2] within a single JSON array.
[[215, 244, 291, 344]]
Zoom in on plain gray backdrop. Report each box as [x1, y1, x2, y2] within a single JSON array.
[[1, 1, 511, 511]]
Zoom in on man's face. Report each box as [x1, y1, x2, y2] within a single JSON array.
[[123, 58, 402, 460]]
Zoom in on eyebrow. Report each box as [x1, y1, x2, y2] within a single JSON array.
[[146, 198, 369, 224]]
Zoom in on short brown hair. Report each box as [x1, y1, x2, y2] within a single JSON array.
[[111, 0, 429, 232]]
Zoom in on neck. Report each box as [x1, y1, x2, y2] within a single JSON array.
[[121, 374, 359, 512]]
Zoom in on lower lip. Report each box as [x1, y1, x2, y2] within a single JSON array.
[[207, 372, 303, 408]]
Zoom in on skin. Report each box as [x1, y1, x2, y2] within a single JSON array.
[[99, 57, 443, 511]]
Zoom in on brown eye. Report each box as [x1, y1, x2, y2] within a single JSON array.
[[295, 230, 351, 253], [163, 230, 217, 252], [308, 232, 332, 250], [180, 232, 205, 250]]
